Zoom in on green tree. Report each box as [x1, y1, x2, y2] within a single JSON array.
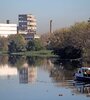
[[0, 37, 8, 51], [26, 39, 44, 51], [8, 34, 26, 53], [40, 33, 50, 49], [49, 21, 90, 59], [8, 40, 17, 53], [34, 39, 44, 51], [26, 40, 35, 51]]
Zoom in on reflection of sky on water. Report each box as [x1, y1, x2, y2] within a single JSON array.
[[0, 55, 90, 100]]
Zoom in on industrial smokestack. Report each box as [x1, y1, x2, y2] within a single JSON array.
[[50, 20, 52, 34], [88, 18, 90, 23]]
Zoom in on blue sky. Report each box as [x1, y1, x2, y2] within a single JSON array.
[[0, 0, 90, 34]]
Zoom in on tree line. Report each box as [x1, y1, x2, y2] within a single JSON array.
[[41, 21, 90, 59], [0, 20, 90, 59], [0, 34, 44, 53]]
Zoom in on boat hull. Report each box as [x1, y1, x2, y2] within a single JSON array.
[[75, 75, 90, 82], [74, 67, 90, 83]]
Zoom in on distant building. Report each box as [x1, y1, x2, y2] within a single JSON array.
[[21, 34, 34, 40], [34, 34, 40, 39], [21, 33, 40, 41], [18, 14, 37, 35], [0, 23, 17, 37]]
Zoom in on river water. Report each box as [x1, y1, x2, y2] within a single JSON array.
[[0, 55, 90, 100]]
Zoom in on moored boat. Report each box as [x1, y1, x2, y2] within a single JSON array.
[[74, 67, 90, 82]]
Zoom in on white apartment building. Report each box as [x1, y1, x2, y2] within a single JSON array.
[[0, 23, 17, 37], [18, 14, 37, 34]]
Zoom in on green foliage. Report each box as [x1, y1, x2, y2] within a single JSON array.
[[8, 34, 26, 53], [0, 37, 8, 51], [26, 39, 44, 51], [0, 20, 89, 59], [8, 55, 26, 69], [40, 33, 50, 49], [48, 21, 90, 58], [26, 40, 35, 51], [34, 39, 44, 51], [8, 40, 17, 53]]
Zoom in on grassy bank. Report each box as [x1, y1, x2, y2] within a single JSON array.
[[0, 51, 8, 55], [9, 50, 57, 57]]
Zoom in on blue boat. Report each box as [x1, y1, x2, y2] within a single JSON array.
[[74, 67, 90, 82]]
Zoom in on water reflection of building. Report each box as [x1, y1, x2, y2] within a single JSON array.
[[19, 63, 37, 84], [0, 64, 17, 77]]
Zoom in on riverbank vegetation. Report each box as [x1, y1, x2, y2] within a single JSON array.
[[41, 21, 90, 60], [0, 20, 90, 59], [10, 50, 56, 57], [0, 34, 54, 57]]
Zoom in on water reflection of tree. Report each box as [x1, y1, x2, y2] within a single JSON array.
[[50, 65, 75, 82], [26, 56, 36, 66], [83, 59, 90, 67], [50, 59, 90, 96], [0, 55, 8, 66], [53, 58, 82, 69], [26, 56, 50, 67], [50, 61, 80, 82], [26, 57, 53, 80], [8, 55, 26, 69]]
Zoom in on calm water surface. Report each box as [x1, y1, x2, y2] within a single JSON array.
[[0, 55, 90, 100]]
